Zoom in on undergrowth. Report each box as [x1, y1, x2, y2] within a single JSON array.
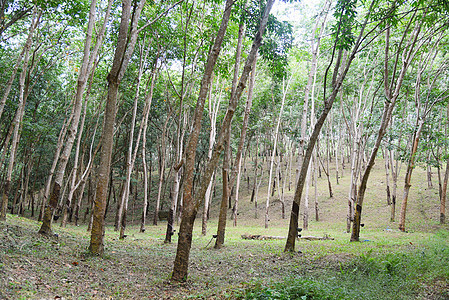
[[239, 230, 449, 300]]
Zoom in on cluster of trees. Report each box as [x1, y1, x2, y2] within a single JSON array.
[[0, 0, 448, 280]]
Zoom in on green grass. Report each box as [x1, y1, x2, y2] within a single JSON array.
[[239, 230, 449, 300]]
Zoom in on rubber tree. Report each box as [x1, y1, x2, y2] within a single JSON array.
[[171, 0, 274, 281], [88, 0, 184, 254], [398, 34, 448, 232], [89, 0, 146, 254], [0, 8, 41, 221], [38, 0, 111, 234], [351, 6, 428, 241], [285, 0, 376, 252]]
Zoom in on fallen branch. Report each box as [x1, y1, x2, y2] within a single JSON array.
[[299, 235, 334, 241], [241, 234, 285, 240], [241, 233, 334, 241]]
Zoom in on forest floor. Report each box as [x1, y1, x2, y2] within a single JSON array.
[[1, 165, 449, 299]]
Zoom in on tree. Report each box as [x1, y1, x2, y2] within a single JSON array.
[[39, 0, 111, 234], [170, 0, 236, 280], [89, 0, 147, 254], [350, 4, 437, 241], [1, 7, 41, 221], [285, 0, 375, 252], [171, 0, 274, 281], [398, 33, 449, 232]]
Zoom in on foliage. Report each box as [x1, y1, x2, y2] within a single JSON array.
[[332, 0, 358, 51], [244, 0, 294, 79]]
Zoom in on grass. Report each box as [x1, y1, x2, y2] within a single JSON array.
[[241, 230, 449, 300], [0, 164, 448, 299]]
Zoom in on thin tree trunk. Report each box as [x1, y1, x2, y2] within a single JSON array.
[[232, 157, 242, 226], [39, 114, 71, 221], [141, 62, 159, 233], [89, 0, 146, 255], [441, 159, 448, 224], [117, 38, 153, 235], [215, 138, 230, 248], [40, 0, 112, 234], [171, 0, 235, 279], [384, 147, 391, 205], [399, 121, 424, 232], [152, 115, 170, 226], [313, 150, 319, 221], [1, 10, 40, 221], [299, 0, 329, 229], [286, 0, 375, 251], [303, 159, 311, 230], [427, 158, 433, 189], [201, 77, 222, 235], [441, 102, 449, 224], [214, 9, 248, 239], [351, 14, 424, 241], [172, 0, 272, 280], [265, 76, 289, 228]]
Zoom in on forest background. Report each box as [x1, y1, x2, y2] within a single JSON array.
[[0, 0, 449, 298]]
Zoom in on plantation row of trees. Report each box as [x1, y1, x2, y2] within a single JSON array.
[[0, 0, 448, 280]]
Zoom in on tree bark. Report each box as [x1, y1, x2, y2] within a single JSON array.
[[152, 115, 170, 226], [399, 121, 424, 232], [1, 9, 40, 221], [201, 76, 223, 235], [285, 0, 375, 251], [215, 138, 230, 249], [172, 0, 273, 280], [89, 0, 146, 255], [141, 60, 159, 233], [441, 158, 448, 224], [40, 0, 112, 234], [214, 8, 248, 237], [171, 0, 235, 280], [351, 13, 424, 241], [265, 76, 289, 228], [233, 94, 257, 222]]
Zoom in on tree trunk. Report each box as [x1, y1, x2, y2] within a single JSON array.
[[1, 10, 39, 221], [232, 157, 243, 226], [265, 76, 289, 228], [172, 0, 272, 281], [118, 39, 155, 237], [216, 8, 249, 234], [351, 15, 424, 241], [427, 160, 433, 189], [215, 139, 230, 249], [40, 0, 112, 234], [171, 0, 235, 280], [313, 151, 319, 221], [89, 0, 146, 255], [384, 147, 391, 205], [389, 147, 399, 222], [285, 0, 375, 251], [441, 158, 448, 224], [141, 61, 158, 233], [202, 76, 223, 235], [152, 115, 170, 226], [399, 121, 424, 232]]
